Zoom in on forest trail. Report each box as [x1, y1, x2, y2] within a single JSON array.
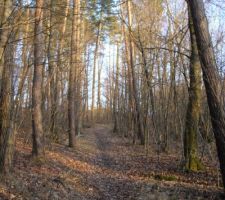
[[76, 125, 223, 200], [83, 125, 150, 199], [0, 124, 224, 199], [1, 0, 225, 198]]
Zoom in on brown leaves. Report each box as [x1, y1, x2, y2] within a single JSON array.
[[0, 125, 224, 199]]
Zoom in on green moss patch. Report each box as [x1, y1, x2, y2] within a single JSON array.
[[154, 174, 178, 181]]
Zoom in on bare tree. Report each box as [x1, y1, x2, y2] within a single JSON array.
[[183, 7, 203, 171], [0, 0, 13, 173], [32, 0, 45, 156], [127, 0, 144, 144], [187, 0, 225, 188], [68, 0, 81, 147]]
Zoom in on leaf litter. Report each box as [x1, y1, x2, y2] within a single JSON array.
[[0, 124, 224, 199]]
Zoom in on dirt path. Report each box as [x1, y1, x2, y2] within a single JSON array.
[[86, 125, 145, 199], [0, 124, 224, 199], [73, 124, 223, 200]]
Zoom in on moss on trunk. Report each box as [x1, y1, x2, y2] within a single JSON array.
[[183, 7, 204, 172]]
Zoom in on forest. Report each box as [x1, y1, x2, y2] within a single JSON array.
[[0, 0, 225, 199]]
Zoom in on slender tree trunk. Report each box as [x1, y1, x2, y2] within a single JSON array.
[[13, 7, 31, 143], [127, 0, 144, 144], [183, 8, 203, 171], [0, 39, 14, 173], [0, 0, 13, 172], [84, 46, 89, 123], [187, 0, 225, 188], [47, 0, 57, 137], [91, 20, 102, 123], [32, 0, 45, 156], [68, 0, 81, 146], [113, 42, 120, 133], [0, 0, 12, 83], [121, 19, 134, 139], [74, 0, 81, 136], [55, 0, 70, 139], [68, 0, 77, 147], [97, 57, 102, 121]]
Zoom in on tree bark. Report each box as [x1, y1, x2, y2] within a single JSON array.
[[47, 0, 57, 137], [32, 0, 45, 156], [0, 0, 13, 171], [97, 56, 102, 121], [68, 0, 81, 146], [55, 0, 70, 139], [0, 0, 12, 83], [183, 7, 203, 171], [127, 0, 145, 145], [74, 0, 81, 136], [113, 42, 120, 133], [187, 0, 225, 187], [91, 20, 102, 123], [68, 0, 77, 147]]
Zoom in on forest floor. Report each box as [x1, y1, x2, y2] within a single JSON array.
[[0, 124, 224, 200]]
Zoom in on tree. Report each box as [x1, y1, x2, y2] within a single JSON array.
[[187, 0, 225, 188], [127, 0, 144, 144], [47, 0, 57, 137], [0, 0, 13, 173], [183, 7, 203, 171], [55, 0, 70, 140], [113, 42, 120, 133], [32, 0, 45, 156], [91, 19, 102, 123], [68, 0, 81, 147]]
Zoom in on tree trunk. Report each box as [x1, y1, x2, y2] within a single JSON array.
[[91, 20, 102, 123], [68, 0, 77, 147], [113, 42, 120, 133], [187, 0, 225, 187], [183, 7, 203, 171], [32, 0, 45, 156], [0, 37, 14, 173], [121, 16, 134, 139], [47, 0, 57, 137], [0, 0, 13, 172], [97, 57, 102, 121], [74, 0, 81, 136], [0, 0, 12, 83], [68, 0, 81, 146], [127, 0, 144, 145], [55, 0, 70, 139]]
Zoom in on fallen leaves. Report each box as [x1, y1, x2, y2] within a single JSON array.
[[0, 124, 224, 199]]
